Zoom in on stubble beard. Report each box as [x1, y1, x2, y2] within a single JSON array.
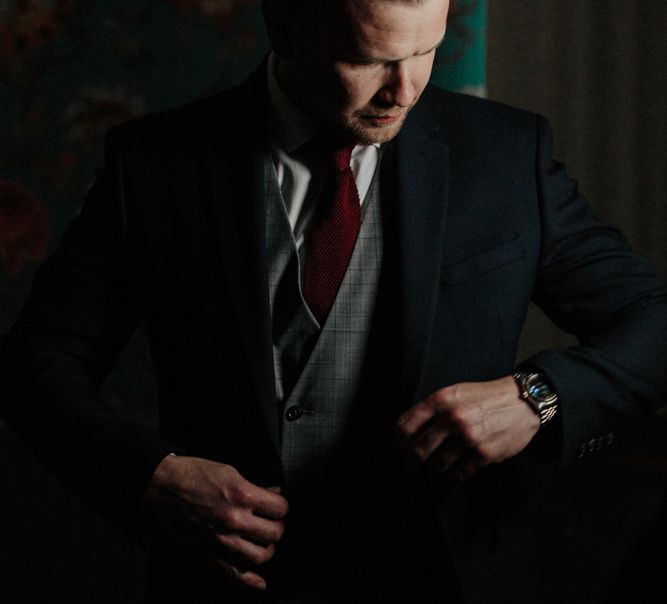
[[342, 109, 412, 145], [279, 64, 416, 145], [349, 118, 408, 145]]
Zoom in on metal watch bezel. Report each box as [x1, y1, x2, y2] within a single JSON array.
[[513, 371, 558, 425]]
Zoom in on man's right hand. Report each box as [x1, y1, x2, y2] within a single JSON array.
[[143, 454, 289, 591]]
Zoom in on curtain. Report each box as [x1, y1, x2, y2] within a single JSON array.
[[487, 4, 667, 602], [488, 1, 667, 359]]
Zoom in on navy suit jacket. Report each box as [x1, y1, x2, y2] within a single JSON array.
[[2, 64, 667, 603]]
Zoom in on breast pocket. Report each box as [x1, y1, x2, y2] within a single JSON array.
[[441, 237, 525, 286], [428, 237, 526, 383]]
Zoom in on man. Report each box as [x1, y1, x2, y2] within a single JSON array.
[[1, 0, 666, 602]]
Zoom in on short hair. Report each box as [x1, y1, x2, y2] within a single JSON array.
[[262, 0, 429, 16], [261, 0, 433, 51]]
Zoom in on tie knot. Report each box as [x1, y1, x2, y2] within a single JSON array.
[[331, 143, 355, 172], [296, 136, 356, 172]]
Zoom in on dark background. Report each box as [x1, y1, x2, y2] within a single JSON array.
[[490, 2, 667, 602], [1, 1, 666, 602]]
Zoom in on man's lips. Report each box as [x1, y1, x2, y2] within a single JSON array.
[[361, 113, 404, 125]]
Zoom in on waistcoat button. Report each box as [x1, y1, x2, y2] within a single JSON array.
[[285, 406, 303, 422]]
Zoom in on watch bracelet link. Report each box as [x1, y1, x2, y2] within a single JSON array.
[[538, 404, 558, 425]]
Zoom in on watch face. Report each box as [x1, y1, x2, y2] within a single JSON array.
[[526, 374, 557, 404]]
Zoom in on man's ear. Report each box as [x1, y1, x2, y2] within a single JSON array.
[[261, 0, 296, 59]]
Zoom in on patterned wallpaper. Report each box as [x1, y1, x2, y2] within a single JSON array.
[[0, 0, 485, 331]]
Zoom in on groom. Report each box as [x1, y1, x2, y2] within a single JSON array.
[[2, 1, 667, 602]]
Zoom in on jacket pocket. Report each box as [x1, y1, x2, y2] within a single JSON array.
[[441, 237, 524, 286]]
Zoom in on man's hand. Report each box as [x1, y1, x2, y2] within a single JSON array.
[[143, 455, 288, 591], [393, 376, 540, 491]]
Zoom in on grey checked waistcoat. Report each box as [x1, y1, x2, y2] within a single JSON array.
[[265, 150, 384, 490]]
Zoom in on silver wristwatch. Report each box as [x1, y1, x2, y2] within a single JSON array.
[[513, 371, 559, 426]]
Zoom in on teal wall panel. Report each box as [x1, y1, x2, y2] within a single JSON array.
[[432, 0, 487, 95]]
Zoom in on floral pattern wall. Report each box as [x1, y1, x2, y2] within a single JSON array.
[[0, 0, 485, 420], [1, 0, 269, 312]]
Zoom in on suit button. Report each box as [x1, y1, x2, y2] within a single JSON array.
[[285, 406, 303, 422]]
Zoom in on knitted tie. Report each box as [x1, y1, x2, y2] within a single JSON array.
[[303, 143, 362, 324]]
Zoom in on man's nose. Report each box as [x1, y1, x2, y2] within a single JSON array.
[[376, 62, 416, 107]]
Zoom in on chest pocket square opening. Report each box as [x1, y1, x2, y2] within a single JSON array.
[[441, 237, 525, 286]]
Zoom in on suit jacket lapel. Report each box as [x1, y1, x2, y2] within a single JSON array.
[[389, 93, 451, 407], [203, 65, 281, 456]]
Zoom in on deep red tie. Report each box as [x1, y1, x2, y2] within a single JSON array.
[[303, 143, 362, 324]]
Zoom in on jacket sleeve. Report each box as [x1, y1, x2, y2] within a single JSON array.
[[522, 115, 667, 465], [0, 126, 176, 539]]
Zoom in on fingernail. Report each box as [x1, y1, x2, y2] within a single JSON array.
[[244, 574, 266, 590]]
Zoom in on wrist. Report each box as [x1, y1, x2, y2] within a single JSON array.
[[144, 452, 181, 503]]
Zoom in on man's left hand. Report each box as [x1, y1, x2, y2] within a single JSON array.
[[393, 376, 540, 490]]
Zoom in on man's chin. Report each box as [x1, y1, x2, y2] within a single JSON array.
[[345, 116, 408, 145]]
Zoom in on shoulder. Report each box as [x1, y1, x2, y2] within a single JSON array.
[[419, 84, 546, 150], [104, 67, 267, 155], [420, 84, 541, 128]]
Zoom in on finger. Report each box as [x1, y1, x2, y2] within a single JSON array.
[[394, 401, 437, 449], [425, 440, 465, 474], [214, 532, 276, 567], [214, 507, 285, 544], [242, 483, 289, 520], [243, 514, 286, 544], [222, 476, 288, 519], [406, 420, 451, 464], [212, 559, 267, 591], [438, 454, 483, 494]]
